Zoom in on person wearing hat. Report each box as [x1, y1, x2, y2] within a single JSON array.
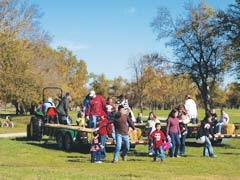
[[86, 90, 107, 128], [56, 92, 72, 125]]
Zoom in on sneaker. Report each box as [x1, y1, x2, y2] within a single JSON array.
[[95, 161, 102, 163], [210, 155, 217, 158], [174, 155, 181, 158], [149, 152, 153, 156], [111, 160, 118, 163], [179, 154, 186, 157]]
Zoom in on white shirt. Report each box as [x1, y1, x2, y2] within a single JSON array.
[[184, 99, 197, 119]]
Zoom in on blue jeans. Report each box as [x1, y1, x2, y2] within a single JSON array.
[[203, 136, 214, 157], [113, 133, 130, 162], [111, 124, 116, 143], [179, 133, 187, 155], [89, 115, 100, 128], [100, 135, 107, 159], [153, 146, 165, 161], [215, 122, 224, 133], [190, 118, 197, 124], [91, 150, 101, 162], [169, 132, 180, 157]]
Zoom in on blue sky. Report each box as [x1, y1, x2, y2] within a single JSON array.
[[30, 0, 234, 81]]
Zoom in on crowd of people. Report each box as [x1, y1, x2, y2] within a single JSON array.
[[38, 91, 231, 163]]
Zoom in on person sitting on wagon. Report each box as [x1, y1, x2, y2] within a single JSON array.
[[215, 108, 230, 135]]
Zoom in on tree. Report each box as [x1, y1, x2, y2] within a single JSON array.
[[218, 0, 240, 79], [151, 1, 233, 114], [89, 73, 111, 98], [129, 53, 168, 112], [225, 82, 240, 108], [0, 0, 49, 109]]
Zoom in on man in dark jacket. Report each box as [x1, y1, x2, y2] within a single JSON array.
[[56, 92, 71, 125]]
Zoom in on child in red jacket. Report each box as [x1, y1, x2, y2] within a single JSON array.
[[97, 113, 108, 160], [149, 123, 166, 161]]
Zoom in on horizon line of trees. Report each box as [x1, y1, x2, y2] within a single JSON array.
[[0, 0, 239, 114]]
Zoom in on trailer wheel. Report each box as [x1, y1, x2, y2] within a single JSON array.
[[64, 133, 73, 151], [56, 133, 64, 149]]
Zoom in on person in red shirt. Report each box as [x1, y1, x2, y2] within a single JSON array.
[[86, 90, 106, 128], [149, 123, 166, 161], [97, 113, 108, 160]]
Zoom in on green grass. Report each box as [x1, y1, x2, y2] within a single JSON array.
[[0, 109, 240, 179], [0, 137, 240, 180]]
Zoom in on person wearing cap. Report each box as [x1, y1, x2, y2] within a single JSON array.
[[86, 90, 107, 128], [184, 94, 198, 124], [56, 92, 72, 125]]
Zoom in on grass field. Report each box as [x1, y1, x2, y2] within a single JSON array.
[[0, 137, 239, 180], [0, 109, 239, 180]]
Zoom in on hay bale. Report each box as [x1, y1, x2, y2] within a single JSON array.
[[129, 128, 142, 141], [222, 124, 235, 134]]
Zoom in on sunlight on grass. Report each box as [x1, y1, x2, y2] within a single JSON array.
[[0, 136, 239, 180]]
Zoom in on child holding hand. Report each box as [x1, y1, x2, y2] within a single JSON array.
[[149, 123, 166, 162]]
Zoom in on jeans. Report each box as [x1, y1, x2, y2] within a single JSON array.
[[100, 135, 108, 159], [190, 118, 197, 124], [169, 132, 180, 157], [91, 150, 101, 162], [113, 133, 130, 162], [215, 122, 224, 133], [179, 133, 187, 155], [153, 146, 165, 161], [111, 124, 116, 143], [89, 115, 100, 128], [148, 139, 154, 154], [203, 136, 214, 157]]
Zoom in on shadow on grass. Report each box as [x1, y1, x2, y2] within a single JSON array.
[[13, 136, 91, 154]]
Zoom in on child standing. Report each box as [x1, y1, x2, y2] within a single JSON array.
[[149, 123, 166, 162], [90, 131, 102, 163], [201, 114, 216, 158], [76, 111, 86, 127], [97, 113, 108, 160]]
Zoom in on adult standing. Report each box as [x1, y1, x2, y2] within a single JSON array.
[[86, 90, 106, 128], [166, 108, 181, 158], [106, 105, 136, 163], [56, 92, 71, 125], [184, 95, 198, 124]]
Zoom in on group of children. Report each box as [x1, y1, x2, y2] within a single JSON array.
[[75, 92, 229, 163]]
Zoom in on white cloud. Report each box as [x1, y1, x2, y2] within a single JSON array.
[[125, 7, 136, 15]]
